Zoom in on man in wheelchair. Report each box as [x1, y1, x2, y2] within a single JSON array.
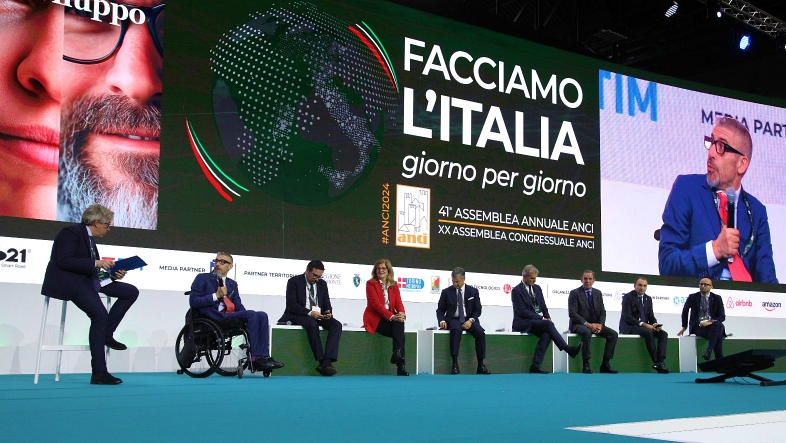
[[189, 252, 283, 372]]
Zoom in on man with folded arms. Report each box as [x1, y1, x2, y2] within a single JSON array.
[[512, 264, 582, 373]]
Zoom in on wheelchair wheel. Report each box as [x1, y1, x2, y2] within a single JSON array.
[[215, 328, 251, 377], [175, 318, 224, 378]]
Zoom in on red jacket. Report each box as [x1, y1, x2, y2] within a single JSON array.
[[363, 279, 405, 333]]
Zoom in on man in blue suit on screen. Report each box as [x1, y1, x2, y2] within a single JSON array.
[[189, 252, 283, 372], [659, 117, 777, 283]]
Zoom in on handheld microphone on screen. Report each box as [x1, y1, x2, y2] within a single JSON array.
[[725, 188, 736, 229], [217, 275, 224, 287], [726, 187, 736, 263]]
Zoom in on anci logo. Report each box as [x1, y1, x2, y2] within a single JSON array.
[[763, 301, 781, 312], [353, 274, 361, 288], [503, 284, 512, 295], [430, 276, 440, 294], [398, 277, 425, 291]]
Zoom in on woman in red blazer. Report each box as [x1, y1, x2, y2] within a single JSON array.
[[363, 259, 408, 376]]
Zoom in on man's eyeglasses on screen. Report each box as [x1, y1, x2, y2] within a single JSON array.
[[63, 2, 165, 65], [704, 136, 744, 157]]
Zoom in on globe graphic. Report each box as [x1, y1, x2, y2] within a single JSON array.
[[210, 1, 399, 205]]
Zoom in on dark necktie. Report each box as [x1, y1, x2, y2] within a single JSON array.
[[530, 285, 541, 315], [701, 295, 709, 320], [457, 288, 465, 323], [639, 296, 647, 323], [586, 290, 597, 321], [89, 236, 101, 292], [308, 283, 317, 308], [717, 191, 752, 282]]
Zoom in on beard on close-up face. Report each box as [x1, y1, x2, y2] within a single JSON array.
[[57, 94, 160, 229]]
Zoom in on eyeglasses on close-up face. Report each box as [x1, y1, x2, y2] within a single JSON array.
[[704, 135, 744, 157], [63, 2, 165, 64]]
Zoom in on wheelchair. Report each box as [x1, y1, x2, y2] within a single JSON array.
[[175, 293, 271, 379]]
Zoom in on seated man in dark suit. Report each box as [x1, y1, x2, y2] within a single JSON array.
[[619, 276, 669, 373], [512, 264, 581, 373], [568, 270, 618, 374], [677, 278, 726, 360], [189, 252, 283, 372], [280, 260, 343, 376], [436, 267, 490, 375], [41, 204, 138, 385]]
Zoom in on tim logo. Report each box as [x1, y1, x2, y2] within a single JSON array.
[[763, 301, 781, 312], [395, 184, 430, 249], [430, 276, 440, 294], [398, 277, 425, 291], [727, 297, 734, 309], [353, 274, 361, 288], [503, 284, 512, 295]]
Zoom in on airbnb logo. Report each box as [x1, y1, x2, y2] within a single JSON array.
[[726, 297, 734, 309]]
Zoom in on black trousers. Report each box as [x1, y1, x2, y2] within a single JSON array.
[[571, 324, 618, 361], [374, 319, 405, 362], [628, 326, 668, 363], [695, 321, 724, 358], [289, 315, 342, 363], [447, 318, 486, 360], [527, 320, 569, 365], [70, 279, 138, 373]]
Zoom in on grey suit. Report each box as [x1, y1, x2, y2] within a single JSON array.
[[568, 287, 618, 361]]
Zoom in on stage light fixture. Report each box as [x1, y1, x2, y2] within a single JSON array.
[[739, 34, 751, 50], [665, 1, 679, 18]]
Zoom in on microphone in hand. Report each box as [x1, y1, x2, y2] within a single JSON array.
[[725, 188, 736, 229]]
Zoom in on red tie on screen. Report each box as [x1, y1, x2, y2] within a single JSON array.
[[717, 191, 752, 282]]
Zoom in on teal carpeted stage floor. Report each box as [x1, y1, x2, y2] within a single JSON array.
[[2, 372, 785, 442]]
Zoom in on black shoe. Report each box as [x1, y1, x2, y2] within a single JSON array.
[[653, 362, 670, 374], [254, 357, 284, 371], [529, 363, 548, 374], [476, 364, 491, 375], [396, 363, 409, 376], [104, 337, 127, 351], [451, 362, 460, 375], [390, 350, 405, 365], [702, 350, 712, 361], [582, 362, 593, 374], [315, 364, 337, 376], [567, 342, 583, 358], [90, 371, 122, 385], [599, 364, 618, 374]]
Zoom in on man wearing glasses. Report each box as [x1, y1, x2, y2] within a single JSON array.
[[659, 117, 777, 283], [677, 278, 726, 361], [57, 1, 164, 230], [189, 252, 284, 373], [41, 204, 139, 385], [280, 260, 343, 376]]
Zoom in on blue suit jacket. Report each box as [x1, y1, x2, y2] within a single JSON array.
[[189, 273, 246, 322], [619, 290, 658, 334], [511, 282, 550, 333], [436, 284, 482, 324], [659, 174, 777, 283], [41, 224, 99, 301]]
